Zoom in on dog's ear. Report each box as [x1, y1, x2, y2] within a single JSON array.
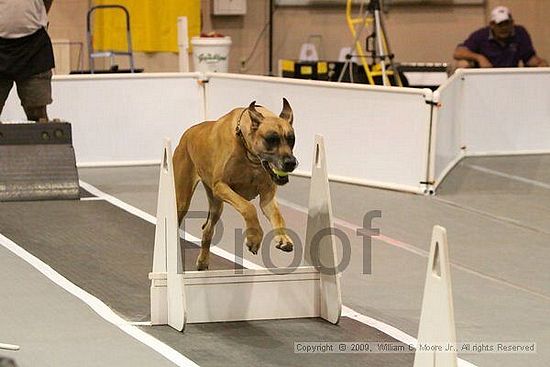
[[248, 101, 264, 130], [279, 98, 293, 125]]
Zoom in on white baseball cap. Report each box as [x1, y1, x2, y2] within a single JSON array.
[[491, 6, 512, 24]]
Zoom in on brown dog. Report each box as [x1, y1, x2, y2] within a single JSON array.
[[173, 99, 297, 270]]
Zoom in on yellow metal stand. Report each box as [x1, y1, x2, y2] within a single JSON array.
[[345, 0, 402, 87]]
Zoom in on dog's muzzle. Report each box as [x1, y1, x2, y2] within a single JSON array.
[[262, 157, 297, 186], [282, 156, 298, 172]]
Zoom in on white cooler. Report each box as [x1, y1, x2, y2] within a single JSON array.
[[191, 36, 232, 73]]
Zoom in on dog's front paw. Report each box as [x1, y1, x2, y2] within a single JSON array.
[[245, 228, 263, 255], [275, 234, 293, 252]]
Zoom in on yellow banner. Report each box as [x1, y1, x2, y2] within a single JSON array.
[[92, 1, 201, 53]]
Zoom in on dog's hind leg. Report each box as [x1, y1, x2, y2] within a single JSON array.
[[173, 148, 199, 226], [196, 185, 224, 270]]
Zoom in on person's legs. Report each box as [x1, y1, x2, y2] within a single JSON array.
[[15, 70, 53, 122], [0, 78, 15, 117]]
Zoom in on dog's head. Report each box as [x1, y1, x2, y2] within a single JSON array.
[[245, 98, 297, 186]]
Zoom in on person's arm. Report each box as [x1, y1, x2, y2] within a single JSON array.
[[453, 46, 493, 68], [516, 26, 548, 67], [526, 55, 549, 67], [44, 0, 53, 13]]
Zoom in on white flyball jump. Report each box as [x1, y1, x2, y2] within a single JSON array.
[[414, 226, 459, 367], [149, 135, 342, 331], [148, 135, 461, 366]]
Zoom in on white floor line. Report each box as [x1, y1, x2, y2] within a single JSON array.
[[340, 306, 416, 345], [128, 321, 153, 326], [80, 197, 105, 201], [80, 181, 477, 367], [434, 195, 532, 228], [280, 198, 550, 302], [0, 343, 20, 351], [279, 199, 479, 367], [79, 181, 261, 270], [466, 163, 550, 190], [279, 198, 431, 258], [0, 233, 199, 367], [340, 307, 476, 367]]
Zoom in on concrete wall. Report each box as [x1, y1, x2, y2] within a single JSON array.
[[46, 0, 549, 75]]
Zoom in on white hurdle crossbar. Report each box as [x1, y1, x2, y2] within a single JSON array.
[[149, 135, 342, 331], [414, 225, 458, 367], [0, 343, 20, 351]]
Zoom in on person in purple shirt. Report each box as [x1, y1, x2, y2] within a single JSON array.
[[454, 6, 548, 69]]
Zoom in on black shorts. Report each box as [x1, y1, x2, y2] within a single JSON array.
[[0, 70, 52, 110], [0, 27, 55, 80], [0, 27, 54, 112]]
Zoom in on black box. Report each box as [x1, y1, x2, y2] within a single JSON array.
[[280, 60, 329, 81], [326, 61, 368, 83]]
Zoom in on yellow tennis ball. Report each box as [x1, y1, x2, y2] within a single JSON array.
[[272, 168, 289, 177]]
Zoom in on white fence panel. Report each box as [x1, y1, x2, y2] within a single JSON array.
[[431, 72, 465, 188], [461, 69, 550, 155], [204, 74, 432, 193], [431, 68, 550, 190], [1, 73, 204, 166]]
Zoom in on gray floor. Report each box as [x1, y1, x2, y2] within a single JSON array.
[[78, 155, 550, 367], [0, 245, 184, 367], [0, 172, 413, 367], [143, 318, 413, 367], [1, 154, 548, 366], [0, 196, 412, 367], [0, 200, 238, 322]]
